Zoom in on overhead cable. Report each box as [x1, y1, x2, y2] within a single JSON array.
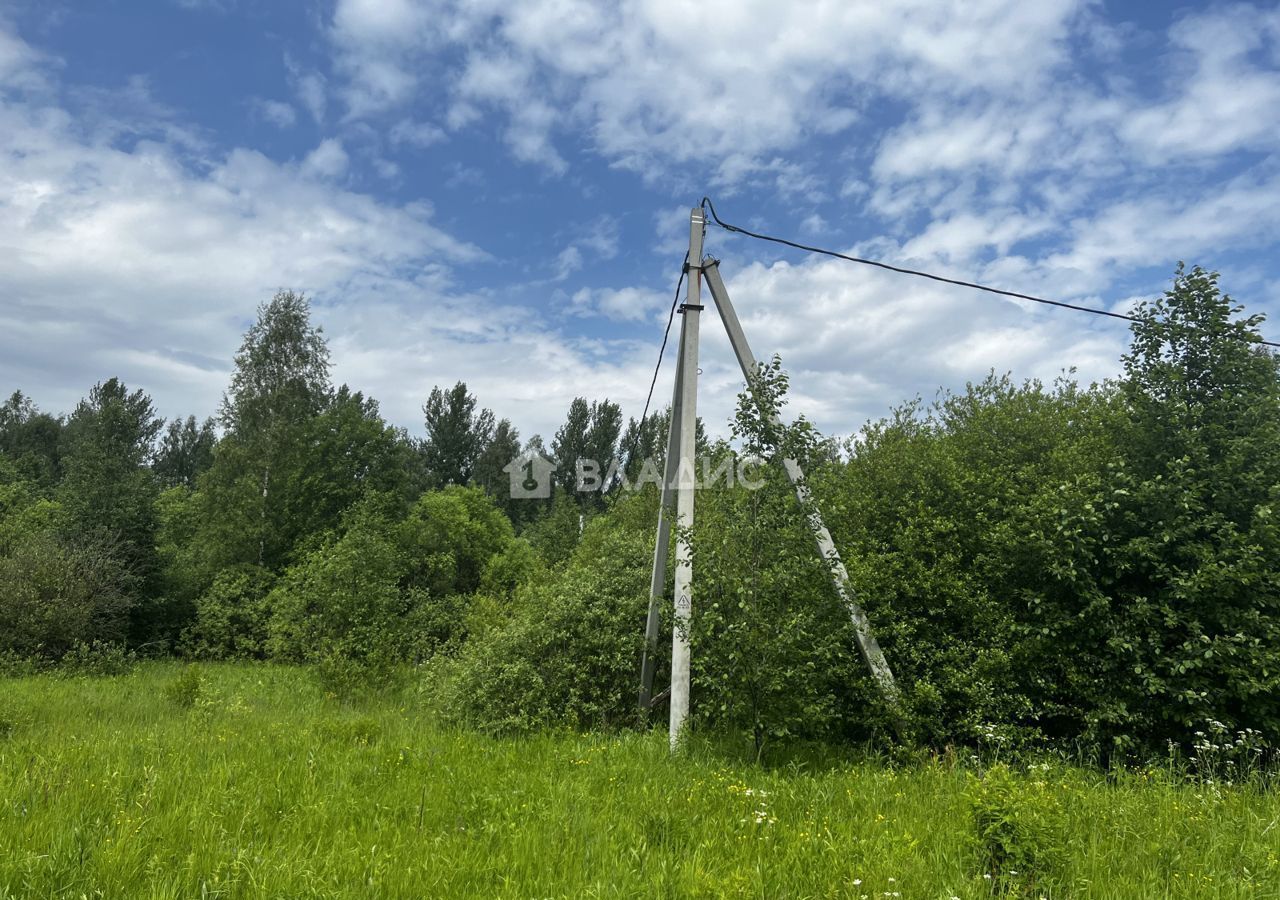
[[699, 196, 1280, 350]]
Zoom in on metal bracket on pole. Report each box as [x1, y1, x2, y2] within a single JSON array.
[[702, 259, 902, 712]]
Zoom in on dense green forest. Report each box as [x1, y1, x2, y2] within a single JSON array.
[[3, 265, 1278, 760]]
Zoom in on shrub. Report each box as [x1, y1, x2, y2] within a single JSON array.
[[164, 666, 204, 708], [312, 649, 408, 701], [0, 650, 38, 678], [691, 463, 876, 755], [522, 490, 587, 566], [480, 537, 543, 597], [183, 564, 276, 659], [398, 486, 516, 598], [965, 763, 1063, 894], [440, 501, 651, 733], [60, 640, 136, 676], [269, 517, 415, 696], [0, 531, 132, 661]]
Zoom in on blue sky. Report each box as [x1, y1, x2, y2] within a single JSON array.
[[2, 0, 1279, 442]]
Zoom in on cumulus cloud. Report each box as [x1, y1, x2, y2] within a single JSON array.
[[285, 55, 327, 124], [4, 4, 1280, 447], [549, 215, 620, 283], [1120, 5, 1280, 163], [0, 18, 679, 440], [300, 138, 349, 179], [677, 252, 1131, 438], [250, 97, 296, 128], [0, 19, 45, 88], [388, 118, 445, 149], [326, 0, 1083, 177], [0, 33, 480, 423], [553, 246, 582, 282], [568, 286, 667, 322]]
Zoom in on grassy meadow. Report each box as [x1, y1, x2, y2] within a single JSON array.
[[1, 663, 1278, 898]]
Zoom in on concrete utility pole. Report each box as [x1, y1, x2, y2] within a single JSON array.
[[640, 207, 900, 752], [638, 326, 684, 711], [668, 207, 704, 750]]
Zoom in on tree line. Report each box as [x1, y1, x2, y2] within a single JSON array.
[[0, 289, 637, 660], [3, 267, 1279, 759]]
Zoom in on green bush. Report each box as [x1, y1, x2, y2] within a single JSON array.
[[822, 374, 1117, 747], [814, 267, 1280, 755], [688, 362, 888, 756], [183, 564, 276, 659], [440, 498, 652, 733], [0, 531, 133, 661], [522, 490, 587, 566], [0, 650, 38, 678], [398, 486, 516, 598], [965, 763, 1064, 894], [60, 640, 136, 676], [269, 524, 406, 655], [480, 537, 544, 597], [163, 666, 204, 708], [312, 649, 408, 701]]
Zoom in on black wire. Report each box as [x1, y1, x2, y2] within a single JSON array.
[[700, 196, 1280, 350], [630, 253, 687, 462]]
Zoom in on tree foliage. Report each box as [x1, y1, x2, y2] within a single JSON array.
[[219, 290, 331, 437], [0, 391, 63, 487], [3, 267, 1278, 759], [153, 416, 216, 489], [421, 381, 494, 488]]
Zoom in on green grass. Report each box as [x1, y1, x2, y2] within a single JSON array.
[[1, 664, 1278, 898]]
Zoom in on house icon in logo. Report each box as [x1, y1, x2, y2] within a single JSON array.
[[504, 451, 556, 499]]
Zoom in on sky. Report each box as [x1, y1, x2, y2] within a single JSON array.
[[2, 0, 1279, 444]]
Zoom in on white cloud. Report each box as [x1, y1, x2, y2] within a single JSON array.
[[568, 286, 667, 322], [549, 215, 620, 282], [1121, 5, 1280, 163], [0, 52, 498, 425], [870, 5, 1280, 209], [653, 205, 693, 257], [388, 118, 445, 149], [171, 0, 235, 11], [553, 246, 582, 281], [0, 18, 682, 440], [250, 97, 296, 128], [677, 252, 1131, 437], [329, 0, 442, 117], [1045, 169, 1280, 279], [300, 138, 349, 179], [285, 55, 327, 124], [900, 211, 1053, 266], [800, 213, 827, 236], [579, 217, 619, 259], [326, 0, 1084, 177], [4, 5, 1279, 448], [0, 19, 45, 89]]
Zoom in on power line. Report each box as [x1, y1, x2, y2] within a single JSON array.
[[630, 252, 687, 456], [699, 197, 1280, 350]]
